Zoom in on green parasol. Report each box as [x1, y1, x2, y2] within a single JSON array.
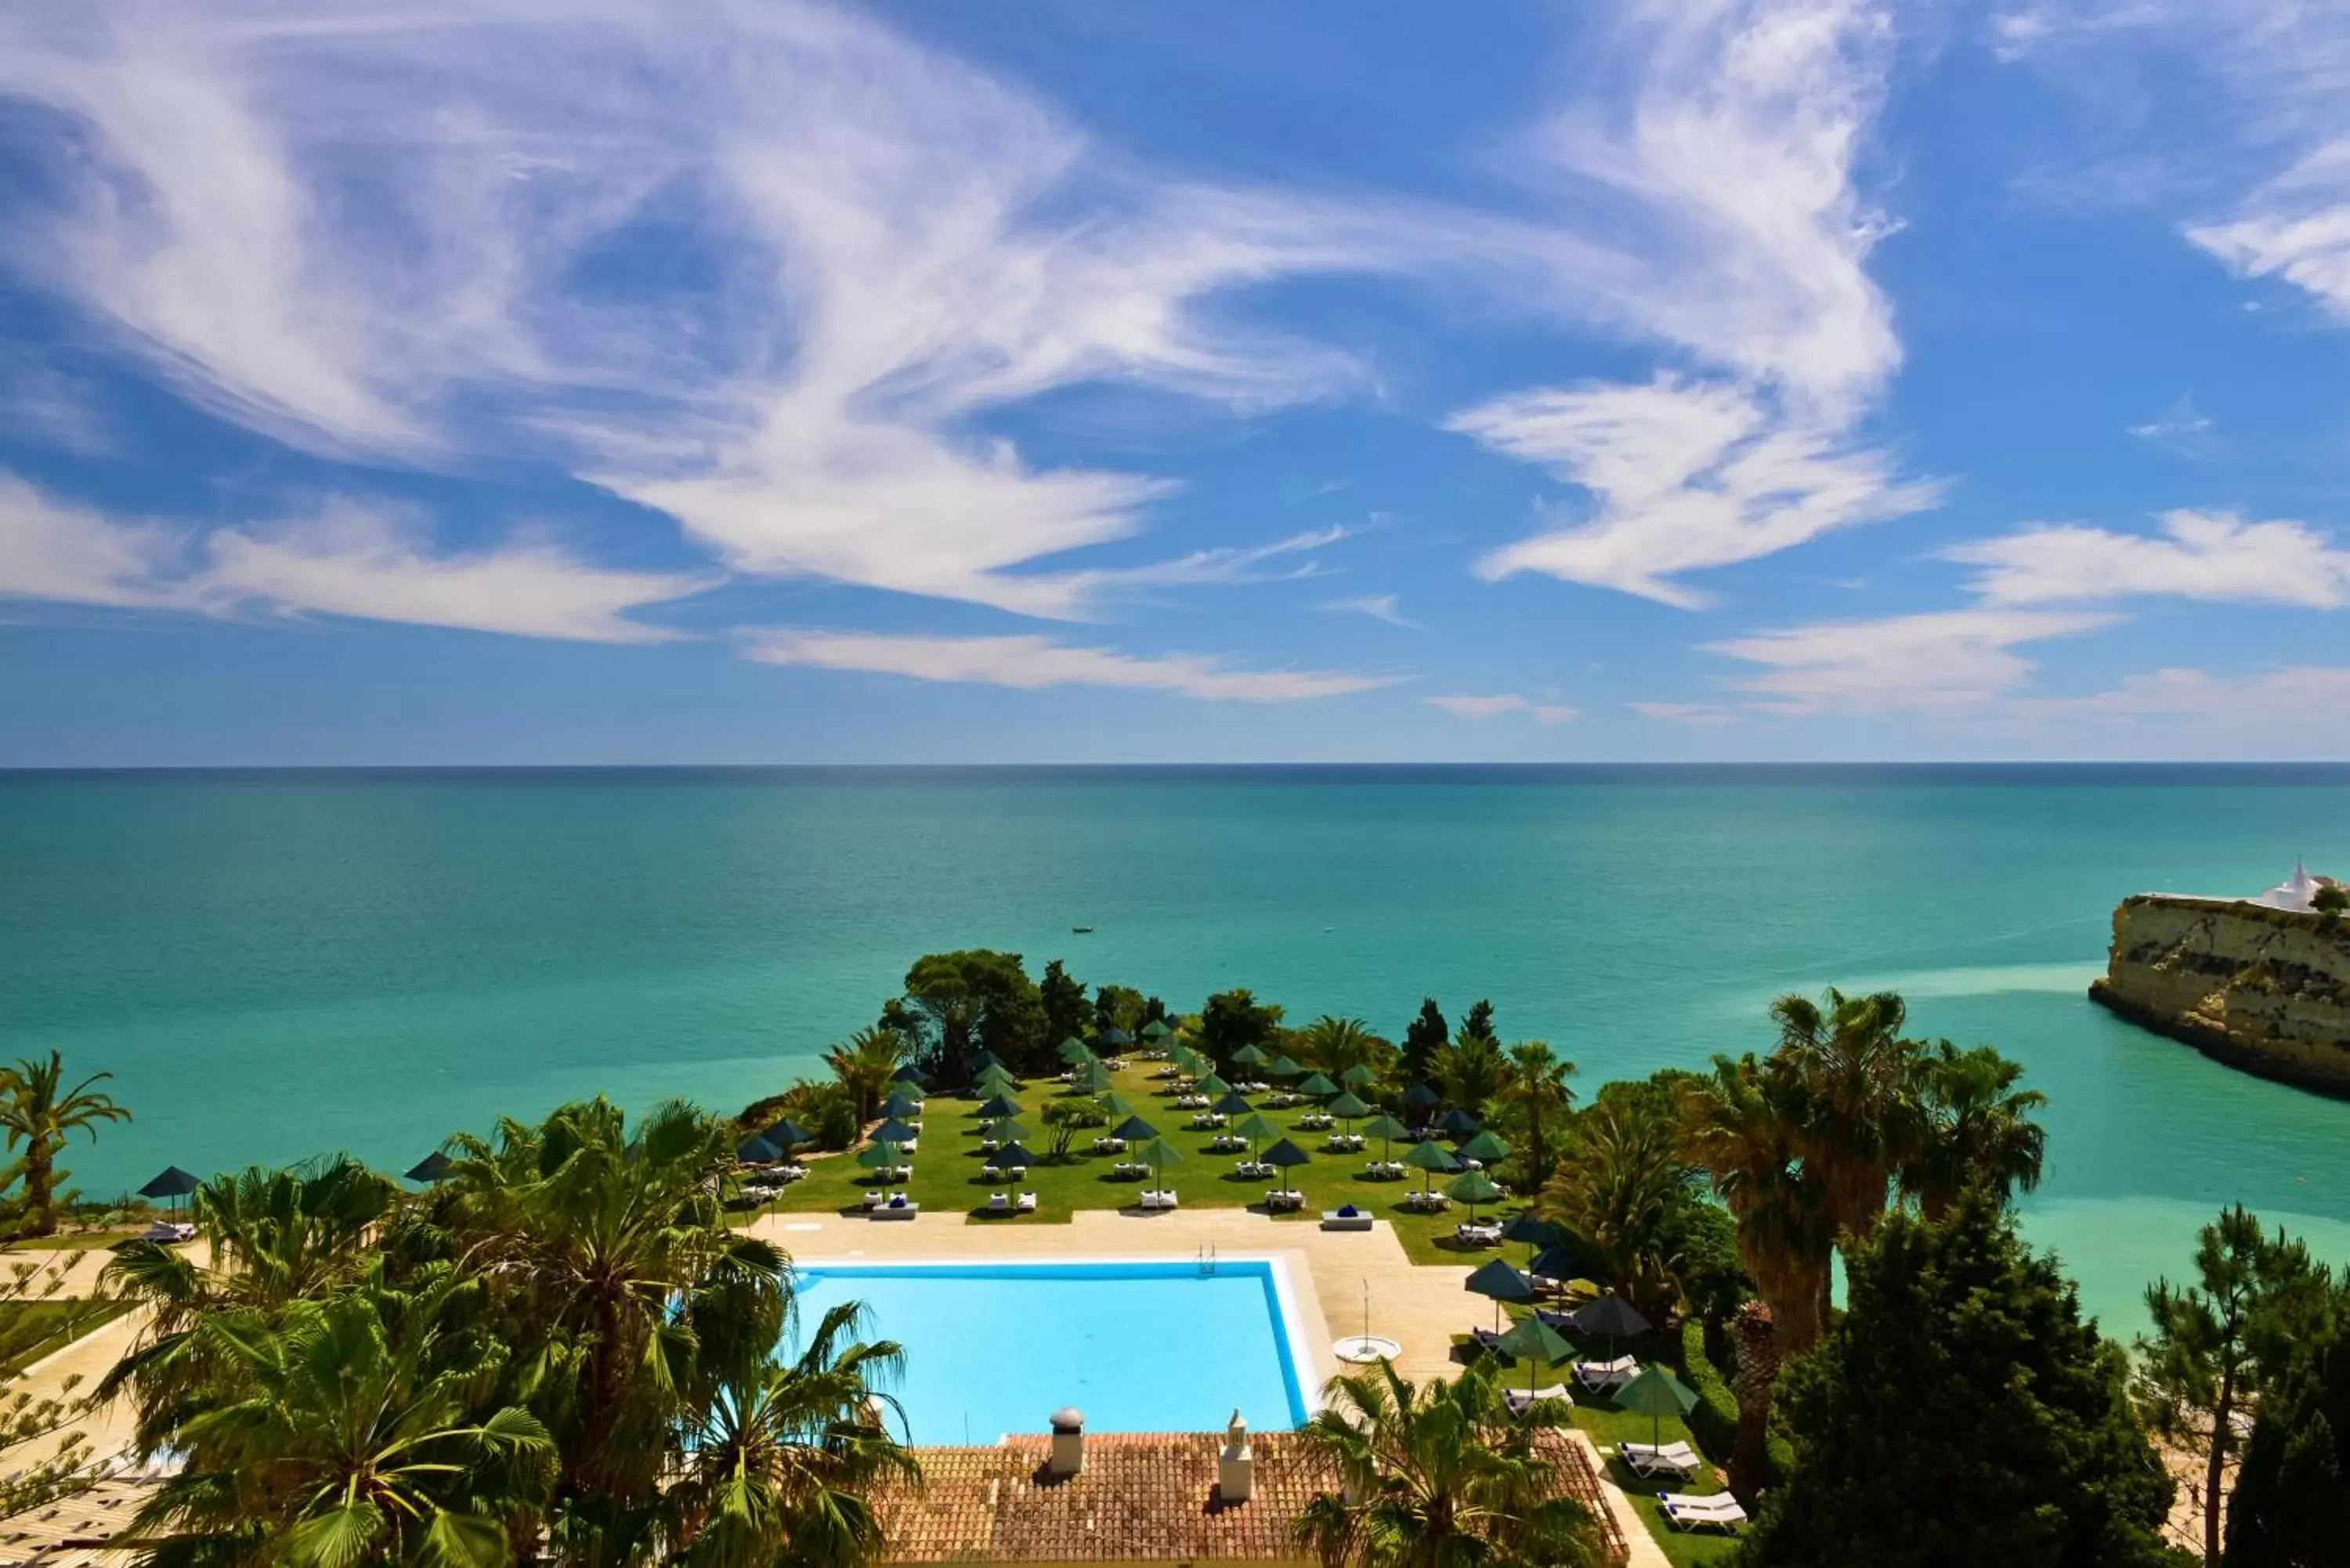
[[1231, 1042, 1268, 1068], [1494, 1315, 1574, 1401], [1265, 1055, 1303, 1078], [1402, 1138, 1460, 1197], [1071, 1060, 1115, 1094], [1139, 1018, 1173, 1042], [1339, 1063, 1377, 1089], [984, 1118, 1030, 1145], [856, 1140, 906, 1170], [1137, 1136, 1185, 1182], [1296, 1071, 1339, 1098], [1466, 1256, 1536, 1333], [1362, 1114, 1412, 1161], [1195, 1071, 1232, 1097], [1458, 1129, 1512, 1165], [1096, 1090, 1139, 1118], [1058, 1035, 1094, 1064], [1325, 1091, 1372, 1128], [1614, 1365, 1701, 1447], [1447, 1168, 1504, 1222], [1234, 1111, 1281, 1156]]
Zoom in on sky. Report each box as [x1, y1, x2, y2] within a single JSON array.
[[1, 0, 2348, 764]]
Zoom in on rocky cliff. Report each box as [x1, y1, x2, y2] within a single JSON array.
[[2091, 894, 2350, 1096]]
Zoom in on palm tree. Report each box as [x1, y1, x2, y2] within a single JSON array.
[[0, 1051, 130, 1237], [1768, 988, 1924, 1266], [128, 1264, 553, 1567], [1432, 1034, 1506, 1119], [1296, 1017, 1394, 1083], [1538, 1097, 1690, 1324], [668, 1299, 919, 1568], [1294, 1359, 1607, 1568], [1495, 1042, 1575, 1190], [1904, 1040, 2048, 1221], [824, 1028, 906, 1126], [439, 1097, 787, 1557], [1676, 1055, 1830, 1500]]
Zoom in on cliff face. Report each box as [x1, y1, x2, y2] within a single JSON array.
[[2091, 895, 2350, 1096]]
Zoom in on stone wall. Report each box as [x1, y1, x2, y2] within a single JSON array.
[[2090, 894, 2350, 1096]]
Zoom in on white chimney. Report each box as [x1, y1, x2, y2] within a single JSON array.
[[1218, 1410, 1254, 1503], [1048, 1407, 1085, 1478]]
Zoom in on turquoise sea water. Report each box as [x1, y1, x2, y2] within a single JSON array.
[[789, 1261, 1310, 1440], [3, 765, 2348, 1332]]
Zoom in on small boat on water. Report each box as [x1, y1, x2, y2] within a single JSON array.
[[1071, 924, 1095, 934]]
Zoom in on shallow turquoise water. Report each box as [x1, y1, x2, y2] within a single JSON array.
[[788, 1260, 1309, 1440], [3, 764, 2347, 1332]]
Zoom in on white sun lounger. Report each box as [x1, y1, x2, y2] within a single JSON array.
[[1658, 1492, 1747, 1533], [1017, 1191, 1039, 1212], [1575, 1354, 1640, 1393], [1621, 1440, 1704, 1479], [987, 1192, 1011, 1212], [1503, 1384, 1571, 1413]]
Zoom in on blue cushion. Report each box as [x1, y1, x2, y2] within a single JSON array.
[[1338, 1204, 1360, 1217]]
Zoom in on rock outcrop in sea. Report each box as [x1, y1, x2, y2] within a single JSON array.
[[2090, 877, 2350, 1097]]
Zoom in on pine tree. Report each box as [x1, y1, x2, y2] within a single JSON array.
[[1401, 998, 1448, 1087]]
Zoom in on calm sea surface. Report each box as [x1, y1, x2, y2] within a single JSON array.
[[3, 765, 2346, 1329]]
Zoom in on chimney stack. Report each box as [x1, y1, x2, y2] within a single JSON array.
[[1048, 1407, 1086, 1478], [1218, 1410, 1254, 1503]]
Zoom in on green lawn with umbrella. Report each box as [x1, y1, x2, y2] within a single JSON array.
[[1230, 1042, 1267, 1068], [1136, 1136, 1184, 1184], [1447, 1168, 1504, 1223], [1325, 1090, 1371, 1133], [1339, 1062, 1377, 1090], [1058, 1035, 1094, 1064], [1259, 1137, 1311, 1200], [1402, 1138, 1459, 1198], [1233, 1111, 1281, 1158], [975, 1094, 1024, 1121], [1361, 1114, 1411, 1163], [1070, 1060, 1115, 1094], [1295, 1071, 1338, 1099], [1265, 1054, 1303, 1079], [1465, 1256, 1535, 1331], [1494, 1316, 1574, 1403], [855, 1140, 909, 1177], [1111, 1114, 1159, 1143], [1194, 1071, 1231, 1098], [1614, 1364, 1701, 1446]]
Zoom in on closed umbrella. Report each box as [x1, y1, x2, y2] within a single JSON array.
[[1403, 1082, 1442, 1112], [1261, 1137, 1311, 1198], [1112, 1115, 1159, 1142], [1402, 1139, 1460, 1198], [1495, 1314, 1574, 1399], [976, 1095, 1024, 1121], [1296, 1071, 1339, 1099], [1339, 1063, 1377, 1089], [1439, 1107, 1481, 1139], [871, 1118, 919, 1146], [1231, 1043, 1268, 1068], [1572, 1294, 1654, 1361], [401, 1153, 452, 1185], [992, 1142, 1039, 1171], [1361, 1114, 1412, 1162], [1615, 1365, 1701, 1446], [1465, 1256, 1535, 1332], [141, 1165, 202, 1216], [1458, 1129, 1511, 1165], [1325, 1091, 1372, 1130], [1447, 1169, 1503, 1223]]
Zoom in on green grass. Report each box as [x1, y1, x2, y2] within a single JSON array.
[[2, 1230, 142, 1252], [758, 1060, 1520, 1265], [757, 1060, 1744, 1562], [0, 1299, 131, 1375]]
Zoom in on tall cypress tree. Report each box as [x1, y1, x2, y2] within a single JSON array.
[[1401, 997, 1448, 1086], [1746, 1192, 2182, 1568]]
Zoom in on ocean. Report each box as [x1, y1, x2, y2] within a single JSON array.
[[3, 764, 2345, 1331]]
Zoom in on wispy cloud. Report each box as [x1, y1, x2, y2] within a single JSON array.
[[742, 627, 1401, 703], [1455, 0, 1936, 607], [1629, 700, 1741, 725], [1460, 374, 1940, 608], [1950, 509, 2350, 609], [1320, 592, 1417, 628], [2026, 664, 2350, 720], [1706, 608, 2115, 712], [1424, 692, 1576, 723], [2125, 394, 2217, 457], [0, 471, 703, 641]]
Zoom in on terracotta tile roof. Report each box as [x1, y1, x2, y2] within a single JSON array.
[[876, 1429, 1626, 1565], [0, 1479, 151, 1568]]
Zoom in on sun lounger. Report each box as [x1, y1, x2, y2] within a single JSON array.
[[1264, 1189, 1304, 1212], [1658, 1493, 1748, 1533], [860, 1191, 884, 1210], [1018, 1191, 1039, 1212], [1503, 1384, 1571, 1413], [1137, 1189, 1179, 1211], [1321, 1206, 1374, 1231], [142, 1219, 197, 1244], [1455, 1222, 1503, 1246], [987, 1193, 1011, 1211], [1621, 1441, 1704, 1480], [1576, 1354, 1640, 1393]]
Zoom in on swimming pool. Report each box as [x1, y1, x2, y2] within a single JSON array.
[[788, 1259, 1317, 1444]]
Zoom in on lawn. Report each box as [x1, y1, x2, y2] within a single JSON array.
[[755, 1059, 1744, 1563], [0, 1299, 131, 1375]]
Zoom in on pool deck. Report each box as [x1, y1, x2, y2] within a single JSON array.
[[745, 1208, 1671, 1567]]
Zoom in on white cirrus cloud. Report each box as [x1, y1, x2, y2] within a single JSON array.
[[1320, 593, 1417, 628], [2189, 140, 2350, 319], [1455, 0, 1937, 607], [1706, 608, 2116, 713], [0, 472, 187, 609], [1950, 509, 2350, 609], [200, 500, 708, 644], [1629, 701, 1742, 726], [742, 628, 1401, 704], [1460, 375, 1940, 608], [2126, 394, 2217, 457], [2024, 665, 2350, 723], [1424, 693, 1577, 723]]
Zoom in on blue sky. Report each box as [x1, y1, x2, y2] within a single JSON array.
[[1, 0, 2346, 764]]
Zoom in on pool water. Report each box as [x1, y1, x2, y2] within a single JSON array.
[[788, 1259, 1313, 1444]]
